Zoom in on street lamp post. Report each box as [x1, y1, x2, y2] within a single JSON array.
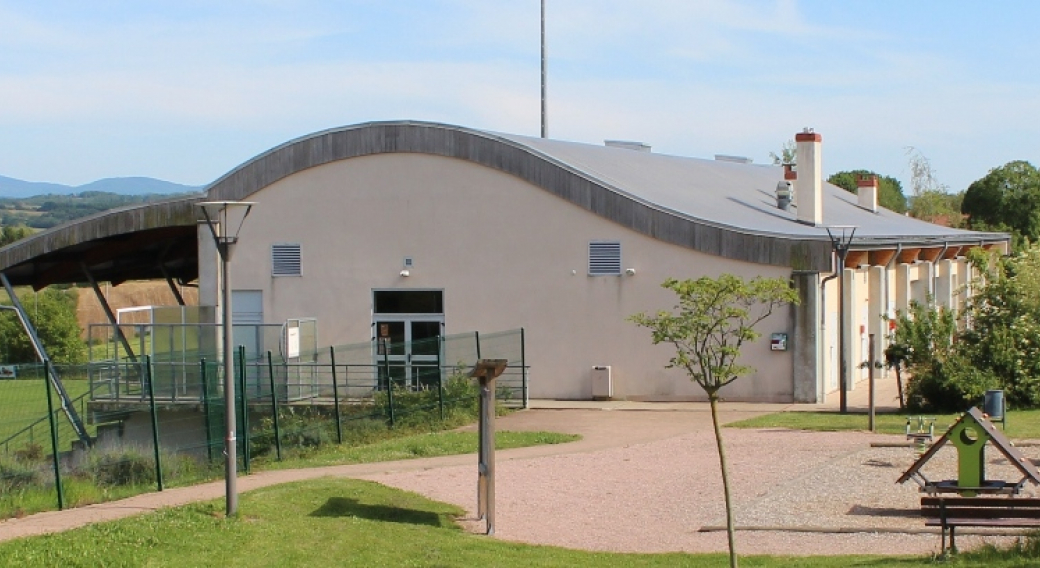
[[826, 226, 857, 415], [197, 201, 254, 517]]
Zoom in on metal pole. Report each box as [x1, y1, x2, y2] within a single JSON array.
[[838, 249, 848, 414], [238, 345, 250, 475], [221, 242, 238, 516], [438, 335, 445, 420], [44, 360, 64, 510], [868, 334, 876, 432], [540, 0, 547, 138], [330, 346, 343, 444], [145, 355, 164, 491], [521, 327, 528, 409], [383, 339, 394, 426], [267, 351, 282, 460]]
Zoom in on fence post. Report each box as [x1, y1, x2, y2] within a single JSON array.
[[145, 355, 164, 491], [438, 335, 445, 421], [201, 358, 213, 462], [475, 331, 481, 360], [330, 346, 343, 444], [266, 351, 282, 461], [521, 327, 528, 409], [383, 340, 394, 426], [238, 346, 250, 474], [43, 360, 64, 510]]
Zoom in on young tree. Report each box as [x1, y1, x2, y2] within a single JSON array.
[[630, 275, 798, 568], [768, 140, 796, 165], [904, 147, 964, 226]]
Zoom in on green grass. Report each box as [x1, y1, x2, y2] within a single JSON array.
[[258, 430, 580, 469], [0, 377, 93, 444], [1, 428, 578, 519], [0, 476, 1015, 567], [727, 409, 1040, 440]]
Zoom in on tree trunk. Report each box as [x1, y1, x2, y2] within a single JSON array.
[[710, 394, 738, 568]]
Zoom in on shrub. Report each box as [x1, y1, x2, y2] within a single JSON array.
[[79, 445, 155, 487], [250, 407, 335, 458], [0, 456, 44, 491]]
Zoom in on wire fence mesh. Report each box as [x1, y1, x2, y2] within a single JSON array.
[[0, 328, 526, 518]]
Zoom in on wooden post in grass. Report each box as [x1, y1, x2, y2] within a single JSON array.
[[471, 358, 507, 536]]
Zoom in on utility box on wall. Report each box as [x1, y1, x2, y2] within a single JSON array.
[[591, 366, 613, 400]]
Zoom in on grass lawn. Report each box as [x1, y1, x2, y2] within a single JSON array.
[[727, 409, 1040, 440], [0, 377, 93, 444], [1, 428, 579, 519], [257, 430, 580, 470], [3, 476, 1026, 567]]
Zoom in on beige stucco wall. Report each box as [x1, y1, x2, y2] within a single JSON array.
[[224, 153, 798, 402], [816, 256, 970, 402]]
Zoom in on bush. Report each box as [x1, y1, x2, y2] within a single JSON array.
[[79, 445, 155, 487], [250, 407, 335, 458], [0, 456, 44, 491]]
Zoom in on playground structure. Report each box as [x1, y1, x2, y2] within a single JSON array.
[[897, 407, 1040, 497]]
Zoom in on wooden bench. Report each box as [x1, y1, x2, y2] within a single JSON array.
[[921, 496, 1040, 553]]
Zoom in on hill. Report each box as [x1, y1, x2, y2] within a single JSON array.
[[0, 175, 200, 199]]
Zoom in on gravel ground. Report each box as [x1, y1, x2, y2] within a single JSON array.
[[2, 407, 1037, 558], [357, 410, 1040, 556]]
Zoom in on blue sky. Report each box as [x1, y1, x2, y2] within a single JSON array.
[[1, 1, 1037, 194]]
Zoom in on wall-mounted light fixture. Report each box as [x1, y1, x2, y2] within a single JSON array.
[[625, 268, 636, 276], [400, 270, 411, 277]]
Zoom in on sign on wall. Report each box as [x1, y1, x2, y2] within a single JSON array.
[[287, 326, 300, 359]]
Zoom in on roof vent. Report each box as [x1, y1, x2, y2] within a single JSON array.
[[776, 181, 793, 211], [714, 154, 753, 164], [604, 140, 651, 152]]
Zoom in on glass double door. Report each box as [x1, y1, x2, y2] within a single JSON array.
[[374, 316, 443, 390]]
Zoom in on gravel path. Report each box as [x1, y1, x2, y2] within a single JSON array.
[[2, 407, 1036, 557], [358, 409, 1039, 556]]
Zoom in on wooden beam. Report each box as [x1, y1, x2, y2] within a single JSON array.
[[869, 249, 897, 267], [898, 248, 921, 264]]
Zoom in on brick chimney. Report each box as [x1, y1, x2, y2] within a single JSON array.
[[857, 174, 878, 213], [794, 129, 822, 226]]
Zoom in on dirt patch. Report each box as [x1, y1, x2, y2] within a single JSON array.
[[75, 281, 197, 338]]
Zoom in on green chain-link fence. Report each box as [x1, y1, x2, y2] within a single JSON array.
[[0, 328, 527, 518]]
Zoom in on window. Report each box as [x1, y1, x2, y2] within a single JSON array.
[[588, 241, 622, 276], [373, 290, 444, 314], [272, 243, 301, 277]]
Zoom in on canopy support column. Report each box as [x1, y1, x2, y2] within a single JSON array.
[[81, 263, 138, 364]]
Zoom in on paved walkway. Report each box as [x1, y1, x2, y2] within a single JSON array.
[[532, 372, 904, 414]]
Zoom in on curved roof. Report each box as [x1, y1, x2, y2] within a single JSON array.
[[0, 120, 1010, 286]]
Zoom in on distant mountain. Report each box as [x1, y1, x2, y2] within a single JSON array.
[[0, 175, 201, 199]]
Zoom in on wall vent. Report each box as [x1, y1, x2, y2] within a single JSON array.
[[272, 243, 302, 276], [588, 241, 622, 276]]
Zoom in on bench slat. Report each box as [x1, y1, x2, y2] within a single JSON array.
[[921, 497, 1040, 508], [921, 508, 1040, 519], [925, 518, 1040, 528]]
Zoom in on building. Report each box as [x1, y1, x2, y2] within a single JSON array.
[[0, 121, 1010, 406]]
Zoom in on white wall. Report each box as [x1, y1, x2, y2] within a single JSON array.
[[225, 153, 797, 401]]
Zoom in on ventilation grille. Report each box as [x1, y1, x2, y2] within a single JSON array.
[[588, 241, 621, 276], [272, 244, 301, 277]]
